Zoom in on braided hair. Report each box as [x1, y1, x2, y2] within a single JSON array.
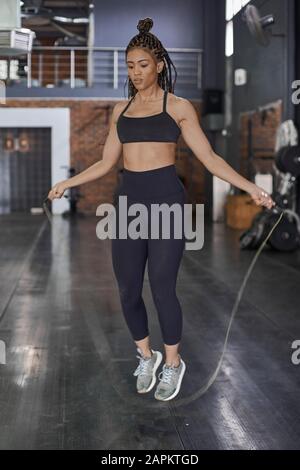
[[124, 17, 178, 99]]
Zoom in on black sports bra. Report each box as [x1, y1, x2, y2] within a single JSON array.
[[116, 90, 181, 144]]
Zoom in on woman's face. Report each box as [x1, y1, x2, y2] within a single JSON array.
[[126, 48, 164, 90]]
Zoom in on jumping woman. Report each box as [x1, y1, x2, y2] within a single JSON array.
[[47, 17, 275, 401]]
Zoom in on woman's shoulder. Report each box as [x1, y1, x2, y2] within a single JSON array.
[[169, 92, 190, 109], [115, 99, 131, 112], [168, 93, 193, 122], [112, 99, 131, 123]]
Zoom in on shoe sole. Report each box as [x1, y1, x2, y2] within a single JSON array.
[[137, 350, 163, 394], [154, 359, 186, 401]]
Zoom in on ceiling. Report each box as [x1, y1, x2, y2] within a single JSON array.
[[21, 0, 91, 44]]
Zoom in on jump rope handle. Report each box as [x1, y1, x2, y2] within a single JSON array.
[[42, 195, 69, 225], [43, 195, 69, 204]]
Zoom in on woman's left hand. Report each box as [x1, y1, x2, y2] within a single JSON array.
[[249, 185, 276, 210]]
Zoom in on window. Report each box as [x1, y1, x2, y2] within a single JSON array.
[[226, 0, 251, 56], [0, 61, 8, 80], [226, 0, 251, 21]]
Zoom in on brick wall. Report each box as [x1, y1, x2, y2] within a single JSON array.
[[239, 100, 283, 180], [3, 98, 204, 214]]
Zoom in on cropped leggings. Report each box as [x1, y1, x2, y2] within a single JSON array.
[[111, 164, 187, 346]]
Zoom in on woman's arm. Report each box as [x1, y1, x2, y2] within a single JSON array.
[[178, 99, 275, 209], [47, 102, 123, 201]]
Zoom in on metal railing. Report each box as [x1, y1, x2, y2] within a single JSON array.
[[0, 46, 203, 91]]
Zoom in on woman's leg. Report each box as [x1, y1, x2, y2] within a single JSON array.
[[111, 234, 150, 343], [164, 343, 181, 367], [147, 191, 186, 366], [135, 336, 153, 358], [147, 236, 185, 360]]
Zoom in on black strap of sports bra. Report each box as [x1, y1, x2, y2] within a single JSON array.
[[121, 91, 167, 116], [121, 95, 135, 116], [163, 90, 167, 113]]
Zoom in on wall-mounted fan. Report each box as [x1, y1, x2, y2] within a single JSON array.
[[242, 4, 285, 47]]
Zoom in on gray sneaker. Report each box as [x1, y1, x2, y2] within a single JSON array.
[[154, 355, 186, 401], [133, 348, 163, 393]]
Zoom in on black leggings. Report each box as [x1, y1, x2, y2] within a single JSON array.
[[111, 164, 187, 346]]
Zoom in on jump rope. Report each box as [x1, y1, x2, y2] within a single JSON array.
[[42, 195, 285, 406]]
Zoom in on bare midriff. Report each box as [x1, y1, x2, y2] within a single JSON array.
[[122, 142, 177, 171]]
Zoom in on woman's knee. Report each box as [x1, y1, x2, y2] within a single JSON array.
[[118, 282, 143, 308], [150, 280, 177, 307]]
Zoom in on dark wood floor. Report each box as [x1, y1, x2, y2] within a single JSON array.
[[0, 212, 300, 450]]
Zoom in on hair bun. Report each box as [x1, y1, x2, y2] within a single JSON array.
[[137, 18, 153, 35]]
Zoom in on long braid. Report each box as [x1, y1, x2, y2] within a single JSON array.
[[123, 18, 178, 99]]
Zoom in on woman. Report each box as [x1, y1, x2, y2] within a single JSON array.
[[47, 18, 275, 402]]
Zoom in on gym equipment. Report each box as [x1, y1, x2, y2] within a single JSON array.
[[240, 144, 300, 252], [242, 4, 285, 47], [275, 145, 300, 177], [240, 206, 300, 252]]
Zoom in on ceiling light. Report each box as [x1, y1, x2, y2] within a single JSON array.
[[73, 18, 89, 24], [53, 16, 72, 23]]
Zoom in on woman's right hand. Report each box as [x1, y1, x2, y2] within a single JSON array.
[[47, 180, 68, 201]]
